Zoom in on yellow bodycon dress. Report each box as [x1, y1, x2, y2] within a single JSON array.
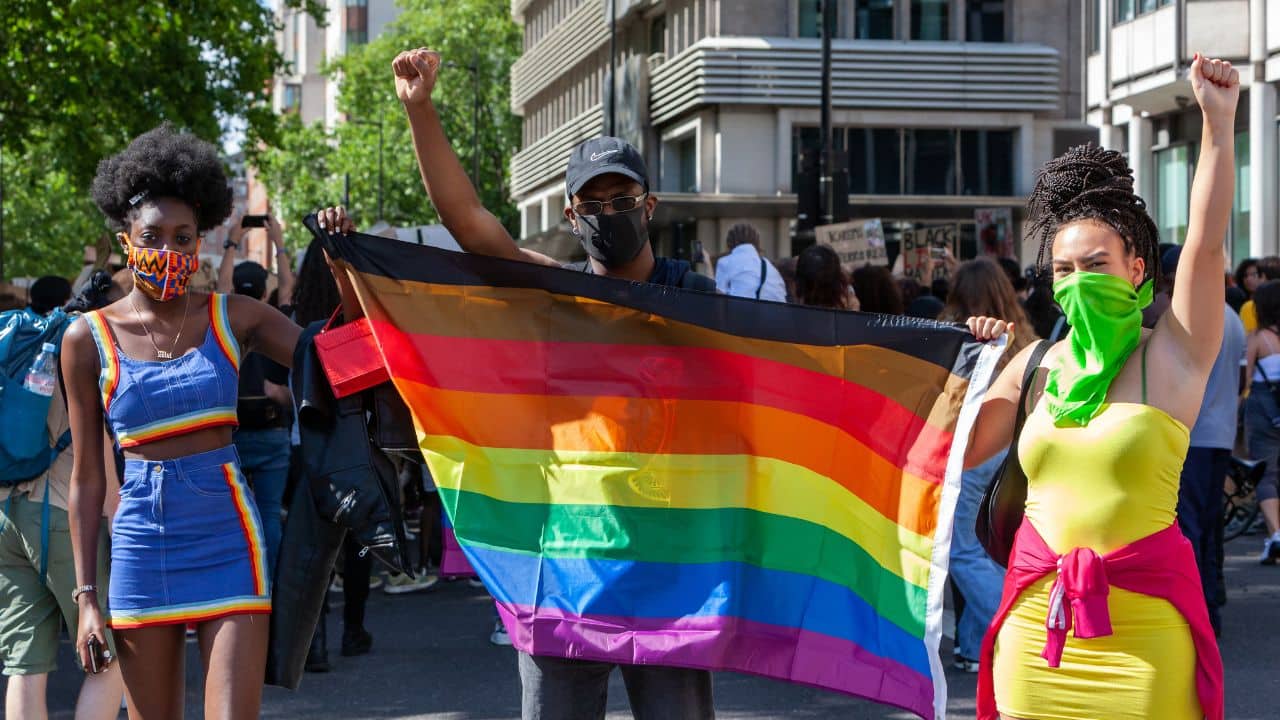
[[992, 402, 1201, 720]]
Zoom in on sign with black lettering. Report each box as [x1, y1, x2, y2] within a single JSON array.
[[816, 219, 887, 271], [901, 225, 959, 282]]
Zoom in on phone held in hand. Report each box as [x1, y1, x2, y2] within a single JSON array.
[[86, 635, 104, 673], [929, 247, 947, 258], [241, 214, 269, 228]]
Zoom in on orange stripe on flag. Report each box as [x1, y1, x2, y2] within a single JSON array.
[[396, 380, 942, 536]]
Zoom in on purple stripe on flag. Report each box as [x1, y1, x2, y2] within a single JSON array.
[[495, 602, 935, 720], [440, 507, 477, 577]]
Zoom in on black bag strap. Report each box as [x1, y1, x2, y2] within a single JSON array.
[[1012, 340, 1053, 440], [755, 257, 767, 299], [1256, 356, 1280, 397]]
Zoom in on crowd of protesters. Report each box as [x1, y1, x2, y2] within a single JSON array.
[[0, 45, 1250, 720]]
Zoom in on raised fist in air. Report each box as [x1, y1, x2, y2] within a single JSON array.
[[1190, 53, 1240, 127], [392, 48, 442, 108]]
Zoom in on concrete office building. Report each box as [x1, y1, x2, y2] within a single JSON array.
[[1085, 0, 1280, 265], [510, 0, 1094, 265], [240, 1, 401, 267], [272, 0, 402, 128]]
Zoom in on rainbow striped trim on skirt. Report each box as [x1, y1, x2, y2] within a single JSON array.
[[109, 447, 271, 630], [110, 595, 271, 629]]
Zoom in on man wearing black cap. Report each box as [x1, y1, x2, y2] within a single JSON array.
[[393, 47, 716, 719]]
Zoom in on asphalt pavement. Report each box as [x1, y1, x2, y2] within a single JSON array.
[[25, 536, 1280, 719]]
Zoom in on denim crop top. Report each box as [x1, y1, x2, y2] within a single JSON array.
[[82, 294, 241, 448]]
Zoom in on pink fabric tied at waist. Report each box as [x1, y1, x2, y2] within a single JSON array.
[[1041, 547, 1113, 667], [976, 518, 1224, 720]]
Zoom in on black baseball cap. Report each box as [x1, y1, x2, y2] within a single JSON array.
[[233, 261, 269, 299], [564, 137, 649, 201]]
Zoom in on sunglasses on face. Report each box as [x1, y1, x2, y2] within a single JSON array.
[[572, 193, 647, 217]]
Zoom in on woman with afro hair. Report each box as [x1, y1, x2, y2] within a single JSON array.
[[962, 55, 1237, 720], [63, 124, 300, 718]]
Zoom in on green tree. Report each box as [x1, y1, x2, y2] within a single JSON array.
[[256, 0, 522, 242], [253, 115, 341, 250], [0, 142, 107, 280], [0, 0, 323, 279]]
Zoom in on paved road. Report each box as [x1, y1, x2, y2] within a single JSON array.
[[26, 536, 1280, 719]]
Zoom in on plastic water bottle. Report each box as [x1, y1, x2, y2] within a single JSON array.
[[23, 342, 58, 397]]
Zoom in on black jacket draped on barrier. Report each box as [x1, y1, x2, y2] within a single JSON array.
[[264, 319, 413, 689]]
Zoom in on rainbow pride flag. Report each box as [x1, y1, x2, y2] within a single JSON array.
[[325, 230, 1001, 720]]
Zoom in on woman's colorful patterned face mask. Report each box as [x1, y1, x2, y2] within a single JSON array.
[[120, 233, 200, 302]]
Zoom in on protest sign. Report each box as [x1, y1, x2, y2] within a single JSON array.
[[900, 225, 959, 282], [975, 208, 1014, 259], [816, 219, 887, 270]]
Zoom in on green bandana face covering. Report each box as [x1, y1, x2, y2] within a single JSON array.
[[1043, 271, 1153, 425]]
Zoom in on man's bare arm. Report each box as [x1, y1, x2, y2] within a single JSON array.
[[393, 49, 557, 267]]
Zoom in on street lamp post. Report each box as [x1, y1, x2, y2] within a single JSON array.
[[607, 0, 617, 136], [818, 0, 835, 228], [349, 117, 384, 221]]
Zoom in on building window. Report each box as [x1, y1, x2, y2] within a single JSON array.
[[677, 136, 698, 192], [967, 0, 1006, 42], [795, 126, 1015, 197], [1155, 144, 1191, 244], [286, 12, 302, 67], [521, 202, 542, 238], [1232, 132, 1251, 266], [649, 14, 666, 55], [282, 83, 302, 113], [662, 125, 700, 194], [1088, 0, 1102, 54], [912, 0, 950, 40], [905, 129, 956, 194], [855, 0, 894, 40], [346, 0, 368, 50], [798, 0, 838, 38], [1116, 0, 1172, 24], [960, 129, 1015, 195], [848, 128, 901, 194]]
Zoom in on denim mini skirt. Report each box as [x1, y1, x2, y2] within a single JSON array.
[[109, 445, 271, 628]]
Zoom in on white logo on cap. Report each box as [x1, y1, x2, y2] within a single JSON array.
[[590, 150, 620, 162]]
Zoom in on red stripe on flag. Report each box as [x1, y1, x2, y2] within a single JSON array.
[[369, 319, 954, 482]]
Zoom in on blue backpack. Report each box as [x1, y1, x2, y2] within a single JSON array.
[[0, 307, 74, 486]]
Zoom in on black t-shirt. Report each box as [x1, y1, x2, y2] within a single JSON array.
[[564, 256, 716, 292], [237, 352, 290, 429], [239, 352, 289, 395]]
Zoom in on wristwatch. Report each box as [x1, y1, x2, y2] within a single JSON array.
[[223, 240, 240, 250]]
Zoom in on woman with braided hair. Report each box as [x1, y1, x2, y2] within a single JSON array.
[[961, 55, 1237, 720]]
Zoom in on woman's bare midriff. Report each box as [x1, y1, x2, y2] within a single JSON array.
[[121, 427, 235, 461]]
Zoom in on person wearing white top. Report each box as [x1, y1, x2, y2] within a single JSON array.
[[714, 224, 788, 302]]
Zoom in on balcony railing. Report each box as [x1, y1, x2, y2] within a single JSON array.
[[649, 37, 1061, 126]]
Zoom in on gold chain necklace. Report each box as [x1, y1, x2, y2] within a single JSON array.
[[129, 292, 190, 360]]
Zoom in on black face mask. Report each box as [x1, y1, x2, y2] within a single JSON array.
[[576, 206, 649, 267]]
